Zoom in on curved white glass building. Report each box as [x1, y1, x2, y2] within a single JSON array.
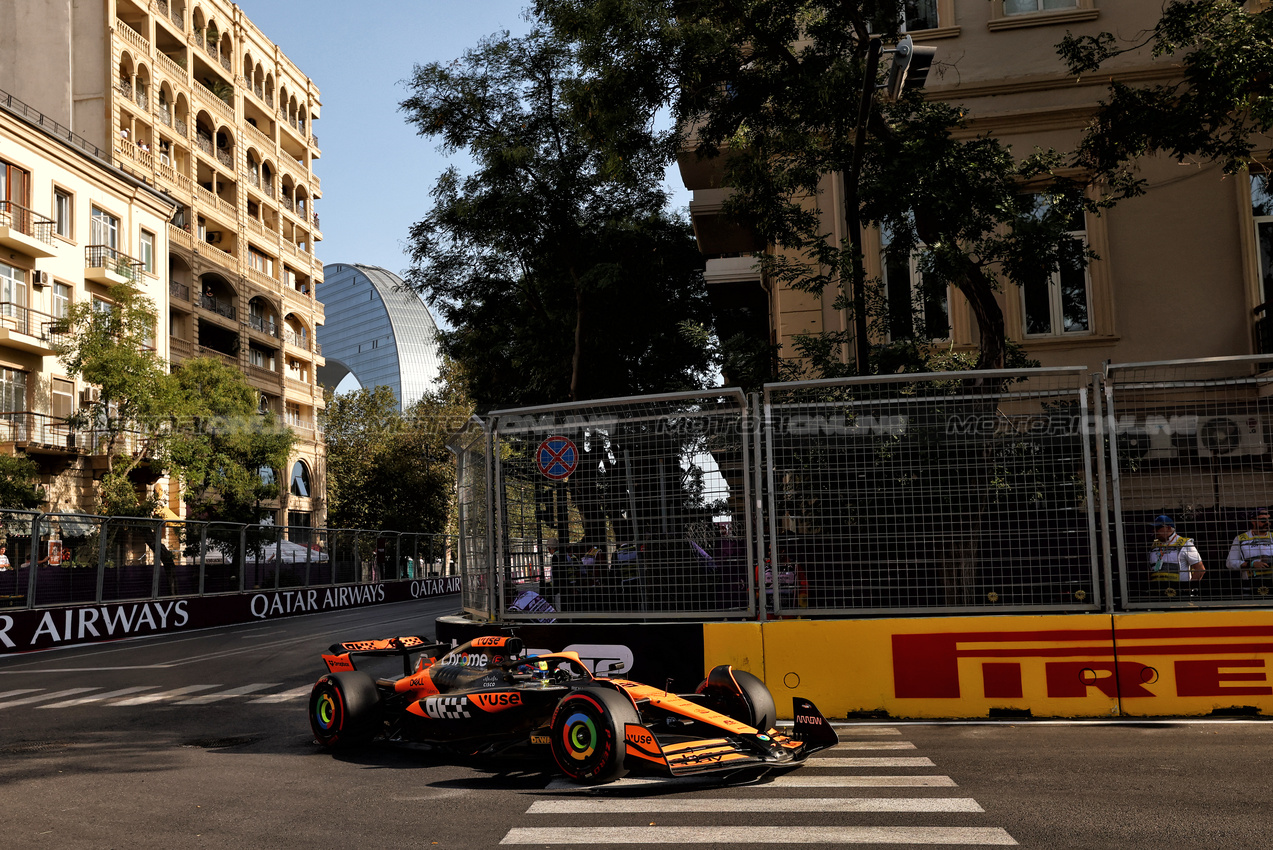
[[317, 263, 442, 408]]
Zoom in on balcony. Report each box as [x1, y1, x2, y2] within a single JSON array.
[[169, 335, 193, 362], [247, 363, 280, 389], [283, 327, 310, 351], [0, 201, 56, 258], [247, 314, 279, 339], [114, 21, 150, 55], [0, 411, 78, 454], [169, 280, 190, 303], [197, 344, 237, 368], [85, 245, 143, 285], [0, 304, 67, 355], [198, 293, 236, 321]]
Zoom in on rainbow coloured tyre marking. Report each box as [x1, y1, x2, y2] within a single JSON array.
[[561, 711, 597, 761], [314, 691, 338, 731]]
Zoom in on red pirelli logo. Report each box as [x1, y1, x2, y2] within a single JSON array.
[[892, 625, 1273, 700]]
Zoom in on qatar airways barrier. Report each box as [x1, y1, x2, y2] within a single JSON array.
[[0, 576, 460, 653]]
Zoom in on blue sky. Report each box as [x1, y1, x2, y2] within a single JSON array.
[[240, 0, 689, 282]]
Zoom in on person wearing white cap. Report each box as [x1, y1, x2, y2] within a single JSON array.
[[1225, 508, 1273, 595], [1149, 515, 1205, 597]]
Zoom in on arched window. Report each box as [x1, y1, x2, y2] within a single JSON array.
[[290, 460, 310, 498]]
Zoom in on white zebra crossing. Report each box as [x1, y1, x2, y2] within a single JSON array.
[[0, 683, 311, 708], [523, 737, 1016, 846]]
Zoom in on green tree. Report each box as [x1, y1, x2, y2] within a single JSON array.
[[323, 377, 467, 537], [538, 0, 1098, 375], [170, 356, 296, 526], [1058, 0, 1273, 196], [399, 27, 715, 408], [57, 283, 180, 515], [0, 454, 44, 509]]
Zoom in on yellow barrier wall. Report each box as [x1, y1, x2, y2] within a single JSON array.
[[1111, 610, 1273, 716], [704, 611, 1273, 718]]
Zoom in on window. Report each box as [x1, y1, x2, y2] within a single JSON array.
[[139, 229, 155, 274], [0, 261, 27, 317], [247, 246, 273, 276], [90, 207, 119, 249], [53, 282, 71, 319], [0, 159, 30, 206], [1019, 194, 1090, 337], [1004, 0, 1076, 13], [290, 459, 310, 497], [881, 225, 949, 342], [902, 0, 939, 31], [92, 297, 113, 315], [53, 188, 72, 238], [0, 367, 27, 413], [249, 346, 275, 370], [52, 378, 74, 420], [1255, 174, 1273, 306]]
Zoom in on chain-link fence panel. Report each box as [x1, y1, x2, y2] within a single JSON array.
[[764, 367, 1101, 615], [399, 533, 457, 578], [1106, 355, 1273, 607], [490, 389, 755, 621], [0, 510, 39, 609], [449, 417, 494, 617]]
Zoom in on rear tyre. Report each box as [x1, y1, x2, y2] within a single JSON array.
[[697, 666, 777, 732], [549, 687, 639, 784], [309, 671, 382, 748]]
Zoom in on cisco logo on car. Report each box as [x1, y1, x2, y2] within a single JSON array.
[[526, 644, 633, 675]]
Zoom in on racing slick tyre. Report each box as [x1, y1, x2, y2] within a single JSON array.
[[549, 687, 639, 785], [309, 671, 382, 748], [697, 666, 776, 732]]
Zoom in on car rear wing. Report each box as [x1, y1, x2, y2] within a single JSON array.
[[322, 635, 449, 676]]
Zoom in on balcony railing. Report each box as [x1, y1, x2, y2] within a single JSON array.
[[118, 79, 133, 99], [0, 303, 67, 346], [168, 335, 193, 360], [174, 116, 187, 136], [283, 327, 309, 350], [197, 344, 237, 368], [85, 245, 143, 283], [198, 294, 236, 320], [195, 132, 212, 155], [0, 200, 55, 246], [156, 104, 171, 126], [248, 314, 279, 337], [169, 280, 190, 302], [215, 148, 233, 168], [0, 411, 78, 451], [135, 88, 148, 110], [114, 22, 150, 55]]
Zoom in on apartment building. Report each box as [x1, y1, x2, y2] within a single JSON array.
[[1, 0, 326, 529], [683, 0, 1273, 373], [0, 92, 175, 510]]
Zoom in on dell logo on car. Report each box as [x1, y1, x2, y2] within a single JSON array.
[[424, 696, 471, 719]]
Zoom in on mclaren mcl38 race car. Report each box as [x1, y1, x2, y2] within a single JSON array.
[[308, 634, 839, 784]]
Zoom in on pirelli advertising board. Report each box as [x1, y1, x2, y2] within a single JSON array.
[[706, 610, 1273, 718]]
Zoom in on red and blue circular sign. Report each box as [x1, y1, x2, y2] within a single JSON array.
[[537, 436, 578, 480]]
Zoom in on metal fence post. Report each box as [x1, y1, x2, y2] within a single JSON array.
[[25, 512, 42, 609], [1092, 372, 1115, 613], [152, 519, 163, 599]]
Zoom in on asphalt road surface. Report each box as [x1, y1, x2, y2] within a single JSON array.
[[2, 599, 1271, 849]]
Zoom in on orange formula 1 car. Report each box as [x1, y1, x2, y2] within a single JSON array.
[[309, 634, 839, 784]]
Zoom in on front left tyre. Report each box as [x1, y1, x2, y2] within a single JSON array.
[[549, 687, 639, 784], [309, 671, 382, 748]]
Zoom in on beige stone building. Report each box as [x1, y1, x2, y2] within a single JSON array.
[[1, 0, 326, 529], [682, 0, 1273, 374]]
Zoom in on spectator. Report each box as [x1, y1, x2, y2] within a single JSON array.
[[1149, 515, 1205, 598], [0, 545, 9, 571], [1226, 508, 1273, 595]]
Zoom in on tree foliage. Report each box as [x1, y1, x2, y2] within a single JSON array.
[[538, 0, 1100, 374], [1059, 0, 1273, 196], [0, 454, 44, 510], [170, 356, 296, 526], [323, 367, 471, 537], [399, 27, 714, 407]]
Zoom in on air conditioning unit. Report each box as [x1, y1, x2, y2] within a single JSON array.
[[1118, 426, 1178, 461], [32, 270, 50, 288], [79, 387, 101, 405], [1197, 414, 1267, 458], [207, 231, 223, 244]]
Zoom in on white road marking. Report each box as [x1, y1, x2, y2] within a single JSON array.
[[501, 826, 1016, 845], [828, 741, 917, 750], [112, 684, 221, 705], [0, 688, 98, 709], [543, 774, 957, 791], [527, 797, 985, 814], [810, 756, 935, 767], [0, 689, 41, 700], [250, 685, 313, 703], [39, 686, 159, 708], [174, 683, 277, 704]]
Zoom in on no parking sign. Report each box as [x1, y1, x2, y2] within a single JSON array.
[[537, 436, 578, 480]]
